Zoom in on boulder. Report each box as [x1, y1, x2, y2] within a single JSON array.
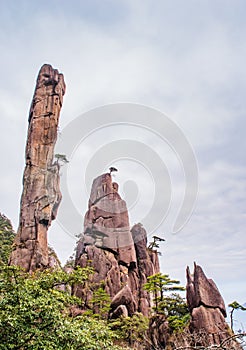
[[110, 305, 128, 319], [110, 285, 137, 317]]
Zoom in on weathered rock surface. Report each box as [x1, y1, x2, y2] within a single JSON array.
[[186, 263, 241, 348], [110, 285, 137, 317], [186, 263, 226, 317], [76, 173, 136, 267], [75, 175, 160, 317], [48, 246, 61, 270], [128, 223, 160, 316], [148, 315, 169, 350], [110, 304, 128, 319], [74, 245, 123, 300], [9, 64, 65, 272]]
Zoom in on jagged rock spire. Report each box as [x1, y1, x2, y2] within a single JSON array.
[[76, 172, 136, 266], [74, 174, 160, 317], [186, 262, 226, 316], [186, 263, 242, 348], [9, 64, 65, 272]]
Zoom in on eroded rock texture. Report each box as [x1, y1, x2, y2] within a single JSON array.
[[75, 174, 160, 317], [148, 315, 169, 350], [9, 64, 65, 272], [78, 173, 136, 266], [128, 223, 160, 316], [186, 263, 241, 348]]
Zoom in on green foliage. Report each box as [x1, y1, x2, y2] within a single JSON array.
[[33, 265, 93, 292], [158, 293, 188, 316], [159, 293, 190, 332], [110, 312, 149, 346], [144, 272, 185, 312], [228, 300, 246, 331], [54, 153, 69, 165], [144, 273, 189, 332], [229, 301, 246, 311], [0, 213, 15, 264], [90, 286, 111, 319], [167, 313, 190, 333], [0, 265, 123, 350], [148, 235, 165, 250]]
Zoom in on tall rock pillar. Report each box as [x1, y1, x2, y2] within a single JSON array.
[[10, 64, 66, 272]]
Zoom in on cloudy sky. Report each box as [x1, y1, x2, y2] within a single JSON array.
[[0, 1, 246, 328]]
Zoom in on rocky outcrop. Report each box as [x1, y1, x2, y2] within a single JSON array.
[[75, 174, 160, 317], [149, 315, 169, 350], [128, 223, 160, 316], [48, 246, 61, 270], [186, 263, 241, 348], [76, 173, 136, 267], [110, 285, 137, 317], [186, 263, 226, 317], [9, 64, 65, 272]]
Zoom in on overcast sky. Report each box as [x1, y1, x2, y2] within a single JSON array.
[[0, 1, 246, 329]]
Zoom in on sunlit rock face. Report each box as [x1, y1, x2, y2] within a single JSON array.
[[9, 64, 65, 272]]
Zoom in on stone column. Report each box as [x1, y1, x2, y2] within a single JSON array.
[[9, 64, 65, 272]]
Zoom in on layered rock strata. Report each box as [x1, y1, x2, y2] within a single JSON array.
[[9, 64, 65, 272], [75, 174, 160, 317]]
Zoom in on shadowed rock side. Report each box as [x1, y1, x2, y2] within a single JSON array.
[[9, 64, 65, 272], [75, 174, 160, 317], [186, 263, 242, 348]]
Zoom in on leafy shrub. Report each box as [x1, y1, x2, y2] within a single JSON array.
[[0, 265, 124, 350]]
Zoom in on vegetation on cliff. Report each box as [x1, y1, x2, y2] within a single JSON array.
[[0, 265, 124, 350], [0, 214, 245, 349], [0, 213, 15, 264]]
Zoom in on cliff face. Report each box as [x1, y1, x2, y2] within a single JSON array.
[[75, 173, 160, 317], [9, 64, 65, 272]]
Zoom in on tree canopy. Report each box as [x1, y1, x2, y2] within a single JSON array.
[[0, 265, 124, 350], [144, 273, 189, 332]]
